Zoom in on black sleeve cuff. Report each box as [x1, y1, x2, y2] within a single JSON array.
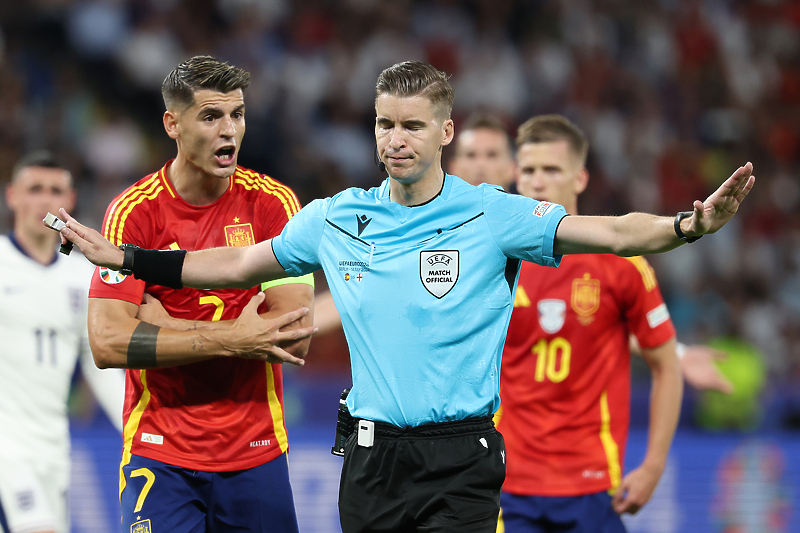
[[132, 249, 187, 289]]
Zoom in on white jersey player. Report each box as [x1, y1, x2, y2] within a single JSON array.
[[0, 153, 123, 533]]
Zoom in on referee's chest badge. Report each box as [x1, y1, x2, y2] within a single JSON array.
[[420, 250, 459, 298]]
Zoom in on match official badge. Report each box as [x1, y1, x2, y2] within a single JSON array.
[[99, 267, 126, 284], [131, 518, 151, 533], [571, 273, 600, 325], [224, 223, 255, 247], [538, 299, 566, 333], [420, 250, 459, 298]]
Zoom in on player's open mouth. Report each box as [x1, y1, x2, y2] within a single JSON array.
[[215, 146, 236, 165]]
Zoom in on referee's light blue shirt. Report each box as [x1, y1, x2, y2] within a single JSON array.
[[272, 174, 567, 427]]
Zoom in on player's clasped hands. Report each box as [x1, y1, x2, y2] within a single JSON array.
[[50, 209, 317, 366], [222, 293, 314, 366]]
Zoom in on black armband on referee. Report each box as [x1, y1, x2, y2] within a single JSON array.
[[121, 245, 187, 289]]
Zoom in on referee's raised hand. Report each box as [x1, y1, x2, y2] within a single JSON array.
[[681, 162, 755, 238], [53, 207, 124, 270]]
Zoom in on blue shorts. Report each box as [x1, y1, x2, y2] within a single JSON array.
[[120, 454, 299, 533], [499, 491, 626, 533]]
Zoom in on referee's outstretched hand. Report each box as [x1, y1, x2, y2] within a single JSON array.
[[54, 208, 124, 270], [223, 293, 316, 366], [683, 162, 755, 237]]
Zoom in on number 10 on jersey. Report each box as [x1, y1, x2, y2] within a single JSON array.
[[532, 337, 571, 383]]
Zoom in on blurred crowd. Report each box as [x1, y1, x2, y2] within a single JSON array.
[[1, 0, 799, 428]]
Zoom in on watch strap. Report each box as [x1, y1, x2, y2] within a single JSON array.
[[674, 211, 702, 243]]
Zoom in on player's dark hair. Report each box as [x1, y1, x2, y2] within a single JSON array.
[[375, 61, 454, 121], [516, 115, 589, 166], [460, 113, 515, 155], [11, 150, 70, 184], [161, 56, 251, 111]]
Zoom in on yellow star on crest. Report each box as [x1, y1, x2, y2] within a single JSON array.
[[233, 217, 240, 223]]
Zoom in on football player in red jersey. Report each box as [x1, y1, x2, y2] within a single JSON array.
[[449, 113, 733, 396], [86, 56, 315, 533], [496, 114, 688, 532]]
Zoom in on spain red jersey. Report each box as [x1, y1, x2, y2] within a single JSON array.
[[88, 162, 302, 472], [496, 254, 675, 496]]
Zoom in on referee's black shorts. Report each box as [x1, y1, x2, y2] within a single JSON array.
[[338, 415, 506, 533]]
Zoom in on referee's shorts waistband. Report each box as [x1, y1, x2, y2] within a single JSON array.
[[365, 415, 495, 439]]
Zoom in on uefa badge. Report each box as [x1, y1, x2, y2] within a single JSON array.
[[420, 250, 459, 298], [99, 267, 127, 284], [538, 299, 566, 333]]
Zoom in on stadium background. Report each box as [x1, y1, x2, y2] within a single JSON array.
[[0, 0, 798, 531]]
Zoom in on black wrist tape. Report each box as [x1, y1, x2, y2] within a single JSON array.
[[132, 249, 187, 289]]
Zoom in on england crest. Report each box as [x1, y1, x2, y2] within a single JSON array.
[[420, 250, 459, 298], [538, 299, 566, 333]]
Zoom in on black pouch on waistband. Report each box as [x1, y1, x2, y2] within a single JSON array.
[[331, 388, 355, 457]]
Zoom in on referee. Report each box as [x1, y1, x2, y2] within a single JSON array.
[[57, 61, 755, 533]]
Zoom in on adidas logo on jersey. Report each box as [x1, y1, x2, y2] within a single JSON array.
[[141, 433, 163, 445]]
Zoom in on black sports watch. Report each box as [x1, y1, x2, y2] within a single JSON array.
[[119, 244, 140, 276], [673, 211, 702, 243]]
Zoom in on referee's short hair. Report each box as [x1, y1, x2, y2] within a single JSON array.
[[162, 56, 251, 112], [375, 61, 454, 122], [516, 115, 589, 167]]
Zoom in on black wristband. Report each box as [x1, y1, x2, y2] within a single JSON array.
[[119, 244, 139, 275], [131, 248, 187, 289], [674, 211, 702, 243]]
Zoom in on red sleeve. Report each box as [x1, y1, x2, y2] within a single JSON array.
[[257, 179, 301, 240], [87, 192, 148, 304], [618, 256, 676, 349]]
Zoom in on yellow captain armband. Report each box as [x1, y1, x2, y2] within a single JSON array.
[[261, 273, 315, 291]]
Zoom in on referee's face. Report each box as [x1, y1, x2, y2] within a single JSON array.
[[375, 94, 453, 185]]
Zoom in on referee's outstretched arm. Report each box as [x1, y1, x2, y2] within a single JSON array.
[[554, 161, 754, 256], [55, 161, 754, 290]]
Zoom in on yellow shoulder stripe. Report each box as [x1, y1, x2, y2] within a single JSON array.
[[105, 173, 167, 245], [624, 256, 658, 292], [238, 168, 300, 213], [234, 169, 300, 220], [103, 173, 160, 242]]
